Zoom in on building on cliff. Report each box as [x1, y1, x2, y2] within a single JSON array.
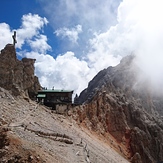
[[37, 89, 73, 110]]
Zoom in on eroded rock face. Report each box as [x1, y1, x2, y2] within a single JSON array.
[[78, 55, 163, 116], [0, 44, 41, 98], [76, 55, 163, 163], [75, 89, 163, 163]]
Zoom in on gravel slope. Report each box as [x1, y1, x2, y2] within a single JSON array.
[[0, 88, 129, 163]]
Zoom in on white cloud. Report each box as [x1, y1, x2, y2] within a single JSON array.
[[25, 51, 91, 95], [115, 0, 163, 89], [0, 13, 50, 54], [16, 13, 49, 49], [54, 25, 82, 44], [40, 0, 122, 54], [41, 0, 121, 31], [0, 23, 12, 49], [87, 0, 163, 91], [28, 35, 51, 53]]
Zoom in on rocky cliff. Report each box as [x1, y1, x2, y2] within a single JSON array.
[[0, 44, 41, 98], [78, 55, 163, 116], [74, 55, 163, 163]]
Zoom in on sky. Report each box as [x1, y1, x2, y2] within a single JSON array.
[[0, 0, 163, 96]]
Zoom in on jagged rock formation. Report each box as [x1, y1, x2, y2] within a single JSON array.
[[76, 55, 163, 163], [78, 55, 139, 104], [78, 55, 163, 116], [0, 44, 41, 98]]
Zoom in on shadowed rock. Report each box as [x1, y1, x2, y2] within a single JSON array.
[[0, 44, 41, 98]]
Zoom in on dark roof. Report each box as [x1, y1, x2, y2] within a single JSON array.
[[38, 89, 73, 93]]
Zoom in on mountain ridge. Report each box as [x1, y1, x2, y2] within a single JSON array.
[[74, 54, 163, 162]]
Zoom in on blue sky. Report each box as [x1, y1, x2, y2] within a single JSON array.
[[1, 0, 163, 96]]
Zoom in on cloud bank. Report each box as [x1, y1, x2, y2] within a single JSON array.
[[116, 0, 163, 89], [54, 25, 82, 44], [0, 13, 49, 51], [41, 0, 121, 31], [41, 0, 122, 56]]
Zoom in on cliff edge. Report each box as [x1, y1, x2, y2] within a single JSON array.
[[74, 55, 163, 163], [0, 44, 41, 98]]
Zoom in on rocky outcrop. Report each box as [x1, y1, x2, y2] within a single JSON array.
[[75, 55, 163, 162], [73, 87, 163, 163], [75, 91, 163, 162], [0, 44, 41, 98], [78, 55, 163, 116], [78, 55, 137, 104]]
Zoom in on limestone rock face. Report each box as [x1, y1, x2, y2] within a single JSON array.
[[76, 55, 163, 163], [78, 55, 163, 116], [0, 44, 41, 97], [78, 55, 137, 104]]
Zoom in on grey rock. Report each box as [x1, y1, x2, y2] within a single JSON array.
[[76, 54, 163, 162]]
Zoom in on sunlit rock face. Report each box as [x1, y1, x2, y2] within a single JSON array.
[[0, 44, 41, 97], [75, 55, 163, 163]]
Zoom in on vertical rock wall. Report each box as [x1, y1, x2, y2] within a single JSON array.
[[75, 55, 163, 163], [74, 91, 163, 163], [0, 44, 41, 97]]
